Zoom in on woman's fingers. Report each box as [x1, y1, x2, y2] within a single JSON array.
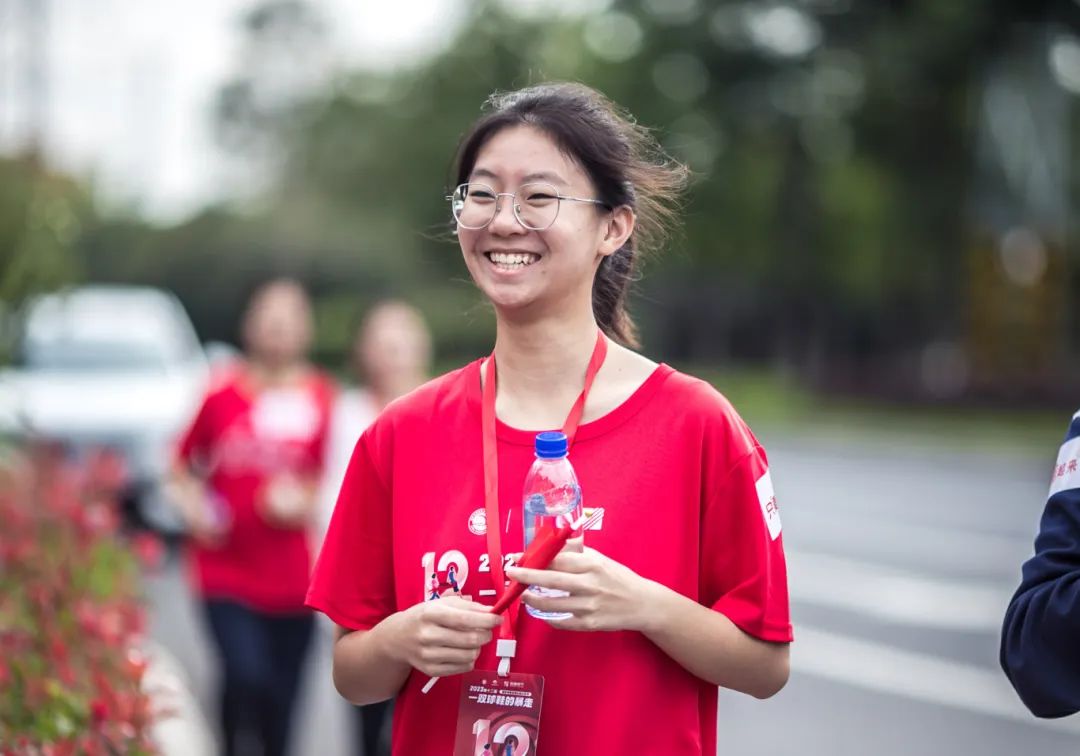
[[562, 535, 585, 554], [519, 592, 602, 631], [528, 594, 611, 632], [541, 614, 593, 632], [547, 550, 593, 573], [419, 644, 482, 667], [424, 660, 479, 677], [505, 565, 583, 593], [426, 598, 503, 632], [408, 598, 498, 676], [421, 624, 493, 650], [520, 591, 591, 616]]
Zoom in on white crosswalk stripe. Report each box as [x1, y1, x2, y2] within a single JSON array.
[[787, 550, 1012, 632], [791, 627, 1080, 736], [777, 474, 1057, 735]]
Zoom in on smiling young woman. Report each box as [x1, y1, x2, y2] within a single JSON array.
[[307, 82, 792, 756]]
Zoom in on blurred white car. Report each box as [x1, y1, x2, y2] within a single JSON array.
[[0, 285, 209, 534]]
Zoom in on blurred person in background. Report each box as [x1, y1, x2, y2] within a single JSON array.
[[317, 299, 432, 756], [307, 82, 791, 755], [1001, 409, 1080, 718], [318, 300, 433, 538], [171, 278, 334, 756]]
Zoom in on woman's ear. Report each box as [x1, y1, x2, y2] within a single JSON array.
[[598, 206, 635, 258]]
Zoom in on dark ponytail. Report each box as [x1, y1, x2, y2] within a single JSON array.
[[452, 82, 688, 348]]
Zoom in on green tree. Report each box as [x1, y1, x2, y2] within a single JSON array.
[[0, 157, 89, 309]]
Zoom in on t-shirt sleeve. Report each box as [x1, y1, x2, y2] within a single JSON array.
[[307, 377, 336, 474], [702, 444, 793, 643], [306, 431, 396, 631]]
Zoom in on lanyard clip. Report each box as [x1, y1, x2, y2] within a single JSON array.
[[496, 638, 517, 677]]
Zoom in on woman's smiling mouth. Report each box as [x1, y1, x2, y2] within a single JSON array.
[[485, 250, 541, 270]]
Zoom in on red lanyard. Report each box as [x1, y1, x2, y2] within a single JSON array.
[[481, 331, 607, 666]]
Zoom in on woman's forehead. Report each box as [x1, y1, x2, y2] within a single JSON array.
[[469, 126, 585, 187]]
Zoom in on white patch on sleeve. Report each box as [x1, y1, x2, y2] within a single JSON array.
[[756, 469, 781, 540], [1048, 436, 1080, 498]]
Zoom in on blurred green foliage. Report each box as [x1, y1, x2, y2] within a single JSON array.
[[0, 157, 87, 309], [2, 0, 1078, 402]]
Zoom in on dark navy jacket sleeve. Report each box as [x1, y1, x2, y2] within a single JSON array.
[[1001, 411, 1080, 718]]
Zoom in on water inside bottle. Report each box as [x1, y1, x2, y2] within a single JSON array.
[[523, 484, 582, 620]]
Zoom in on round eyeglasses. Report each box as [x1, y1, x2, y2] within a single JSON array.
[[447, 182, 609, 232]]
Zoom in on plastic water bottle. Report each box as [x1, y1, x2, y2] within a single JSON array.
[[522, 431, 582, 620]]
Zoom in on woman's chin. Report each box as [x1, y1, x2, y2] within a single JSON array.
[[488, 292, 540, 315], [475, 278, 540, 312]]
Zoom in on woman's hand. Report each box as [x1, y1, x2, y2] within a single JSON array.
[[259, 474, 314, 528], [383, 596, 504, 678], [185, 504, 228, 548], [165, 472, 228, 548], [505, 548, 658, 632]]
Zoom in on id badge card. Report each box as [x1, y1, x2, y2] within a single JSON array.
[[453, 670, 544, 756]]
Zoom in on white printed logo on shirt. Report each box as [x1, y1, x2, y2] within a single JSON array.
[[1048, 435, 1080, 498], [756, 469, 781, 540], [467, 508, 487, 536], [581, 507, 604, 531], [251, 388, 320, 441]]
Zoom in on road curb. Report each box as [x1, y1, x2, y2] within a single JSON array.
[[144, 640, 217, 755]]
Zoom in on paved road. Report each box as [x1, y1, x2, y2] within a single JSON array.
[[715, 432, 1079, 755], [145, 562, 352, 756], [145, 429, 1080, 755]]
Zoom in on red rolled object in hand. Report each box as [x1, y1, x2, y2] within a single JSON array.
[[490, 522, 574, 614]]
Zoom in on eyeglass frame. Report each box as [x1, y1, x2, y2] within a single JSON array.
[[446, 181, 611, 231]]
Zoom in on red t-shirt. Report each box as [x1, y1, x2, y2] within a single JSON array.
[[178, 367, 333, 613], [308, 361, 791, 755]]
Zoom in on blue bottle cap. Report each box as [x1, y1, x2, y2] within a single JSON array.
[[534, 431, 568, 458]]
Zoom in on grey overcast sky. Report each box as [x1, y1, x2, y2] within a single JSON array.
[[0, 0, 464, 223]]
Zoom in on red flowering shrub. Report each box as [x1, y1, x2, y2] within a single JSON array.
[[0, 443, 164, 754]]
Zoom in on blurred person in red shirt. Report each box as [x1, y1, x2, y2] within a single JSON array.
[[172, 278, 334, 756], [317, 300, 432, 756]]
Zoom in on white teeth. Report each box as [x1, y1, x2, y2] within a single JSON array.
[[489, 252, 538, 267]]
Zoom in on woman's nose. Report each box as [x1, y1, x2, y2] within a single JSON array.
[[488, 196, 525, 235]]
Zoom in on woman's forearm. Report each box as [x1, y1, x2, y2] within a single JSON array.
[[638, 580, 789, 699], [168, 463, 208, 527], [333, 616, 413, 705]]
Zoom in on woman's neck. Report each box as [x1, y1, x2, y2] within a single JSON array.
[[368, 374, 425, 410], [247, 360, 306, 389], [489, 310, 602, 427]]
